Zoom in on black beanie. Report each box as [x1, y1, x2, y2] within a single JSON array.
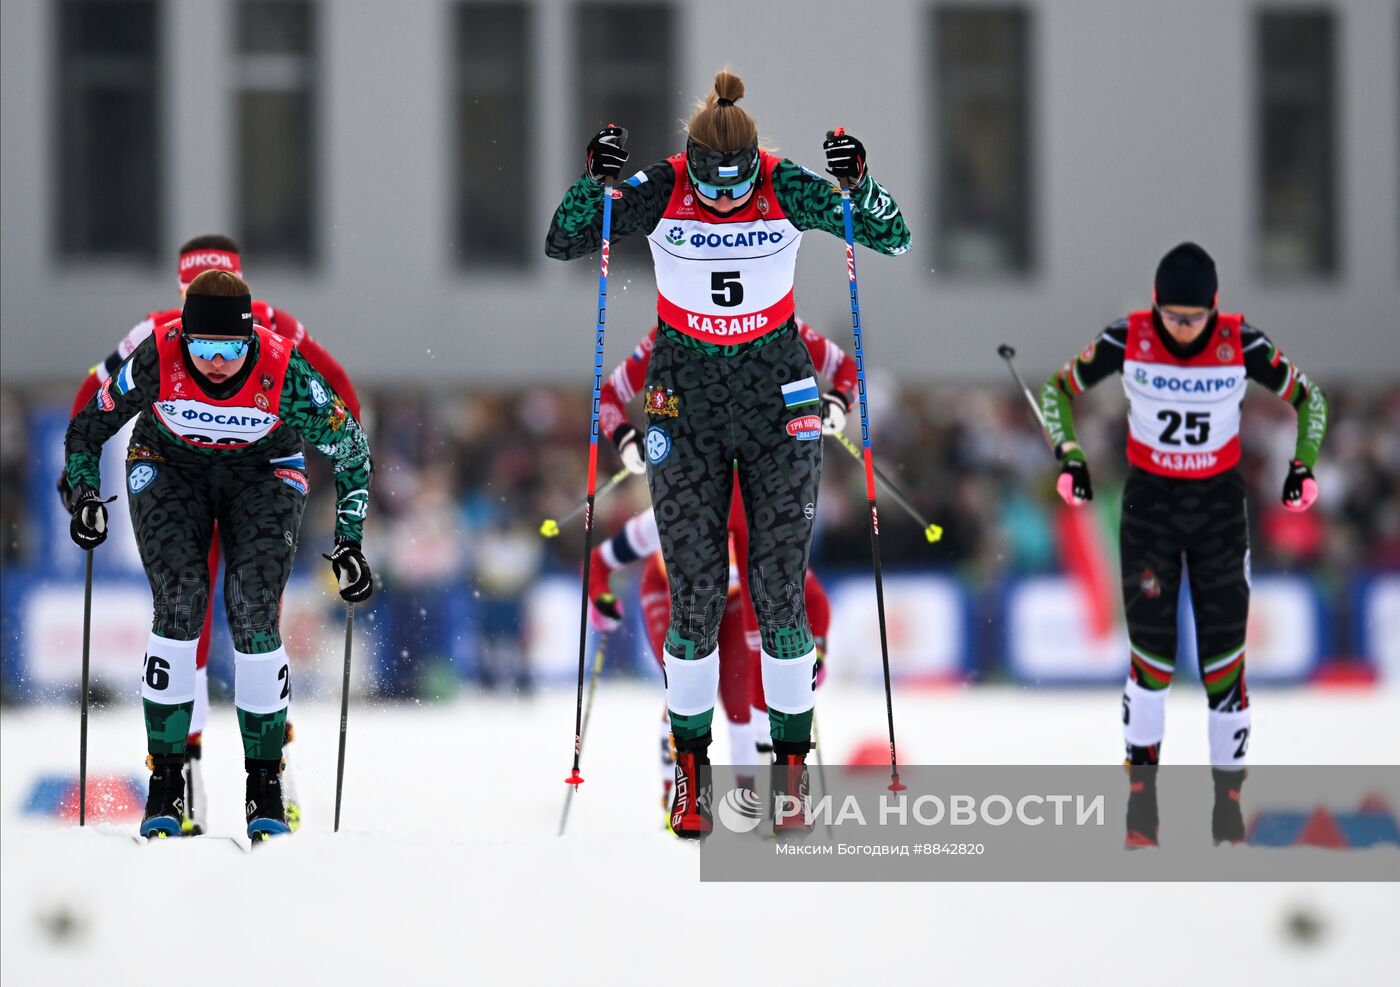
[[1154, 242, 1218, 308]]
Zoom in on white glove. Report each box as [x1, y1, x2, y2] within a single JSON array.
[[820, 391, 849, 436], [614, 424, 647, 475]]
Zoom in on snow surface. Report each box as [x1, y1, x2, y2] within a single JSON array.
[[2, 683, 1397, 985]]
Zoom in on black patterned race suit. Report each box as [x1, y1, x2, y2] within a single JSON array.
[[548, 154, 909, 748], [65, 329, 370, 760]]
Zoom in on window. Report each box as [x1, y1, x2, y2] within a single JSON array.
[[453, 3, 533, 268], [1256, 9, 1337, 278], [234, 0, 317, 264], [931, 6, 1033, 276], [55, 0, 163, 259], [572, 2, 676, 271]]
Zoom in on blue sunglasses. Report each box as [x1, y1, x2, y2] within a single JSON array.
[[185, 336, 249, 361], [688, 162, 760, 201]]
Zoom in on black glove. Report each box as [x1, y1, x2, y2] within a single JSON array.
[[1056, 458, 1093, 506], [586, 125, 629, 183], [325, 540, 373, 603], [69, 488, 112, 550], [612, 423, 646, 475], [822, 129, 867, 187], [57, 471, 76, 513], [1281, 460, 1319, 512]]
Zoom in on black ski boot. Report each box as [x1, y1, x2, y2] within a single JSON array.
[[1212, 768, 1246, 845], [181, 735, 205, 836], [1124, 764, 1160, 848], [141, 754, 186, 840], [245, 758, 292, 843]]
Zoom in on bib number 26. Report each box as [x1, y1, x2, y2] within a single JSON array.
[[710, 271, 744, 308], [1157, 410, 1211, 446]]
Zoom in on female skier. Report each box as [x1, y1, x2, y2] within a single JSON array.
[[547, 70, 909, 838], [1039, 242, 1328, 846], [61, 233, 362, 836], [65, 270, 374, 842]]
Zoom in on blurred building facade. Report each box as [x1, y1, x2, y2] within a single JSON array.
[[2, 0, 1398, 386]]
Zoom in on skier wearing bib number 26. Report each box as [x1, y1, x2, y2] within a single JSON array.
[[1039, 242, 1328, 847], [546, 70, 910, 839], [63, 270, 374, 842]]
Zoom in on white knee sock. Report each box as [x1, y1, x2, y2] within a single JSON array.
[[1122, 677, 1168, 750], [1208, 706, 1252, 768]]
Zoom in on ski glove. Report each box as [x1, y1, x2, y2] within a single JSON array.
[[613, 423, 646, 475], [822, 129, 867, 187], [1056, 459, 1093, 507], [589, 593, 624, 634], [1281, 460, 1318, 512], [586, 125, 629, 183], [325, 540, 373, 603], [69, 488, 113, 550], [820, 390, 850, 436]]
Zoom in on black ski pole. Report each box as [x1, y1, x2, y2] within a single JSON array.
[[79, 549, 93, 826], [558, 635, 608, 837], [334, 602, 354, 833], [833, 130, 905, 793], [997, 343, 1054, 448]]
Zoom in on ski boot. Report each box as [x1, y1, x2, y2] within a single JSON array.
[[181, 734, 206, 836], [141, 754, 186, 840], [281, 721, 303, 833], [1124, 764, 1160, 848], [245, 757, 292, 843], [668, 734, 713, 841], [1211, 768, 1246, 845], [770, 741, 813, 841]]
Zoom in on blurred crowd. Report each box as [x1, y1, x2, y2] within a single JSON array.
[[2, 377, 1396, 694]]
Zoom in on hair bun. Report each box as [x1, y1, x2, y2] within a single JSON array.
[[713, 70, 745, 106]]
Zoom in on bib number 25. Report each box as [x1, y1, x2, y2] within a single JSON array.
[[710, 271, 744, 308], [1157, 410, 1211, 446]]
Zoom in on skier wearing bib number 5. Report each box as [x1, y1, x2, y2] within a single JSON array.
[[546, 70, 910, 840], [63, 270, 374, 842], [1039, 242, 1328, 847]]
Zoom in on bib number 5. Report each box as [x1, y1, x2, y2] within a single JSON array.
[[711, 271, 744, 308], [1157, 410, 1211, 446]]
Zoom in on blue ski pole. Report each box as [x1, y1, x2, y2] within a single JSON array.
[[831, 127, 905, 793]]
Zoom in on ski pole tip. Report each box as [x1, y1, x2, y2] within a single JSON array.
[[564, 769, 585, 788], [539, 519, 560, 538], [997, 343, 1017, 360], [888, 774, 908, 794], [924, 523, 944, 544]]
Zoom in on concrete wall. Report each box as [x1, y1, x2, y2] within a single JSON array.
[[3, 0, 1397, 385]]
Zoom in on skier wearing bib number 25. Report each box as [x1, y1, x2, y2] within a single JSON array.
[[547, 70, 910, 839], [63, 270, 374, 842], [1039, 242, 1328, 847]]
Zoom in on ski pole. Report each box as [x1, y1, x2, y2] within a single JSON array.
[[79, 549, 93, 826], [558, 634, 608, 837], [828, 430, 943, 544], [539, 467, 630, 539], [333, 602, 354, 833], [811, 711, 833, 840], [566, 129, 625, 793], [832, 128, 904, 793], [997, 343, 1054, 446]]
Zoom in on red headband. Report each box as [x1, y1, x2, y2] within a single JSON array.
[[177, 249, 242, 287]]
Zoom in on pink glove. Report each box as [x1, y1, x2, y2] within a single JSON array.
[[1281, 460, 1318, 512]]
